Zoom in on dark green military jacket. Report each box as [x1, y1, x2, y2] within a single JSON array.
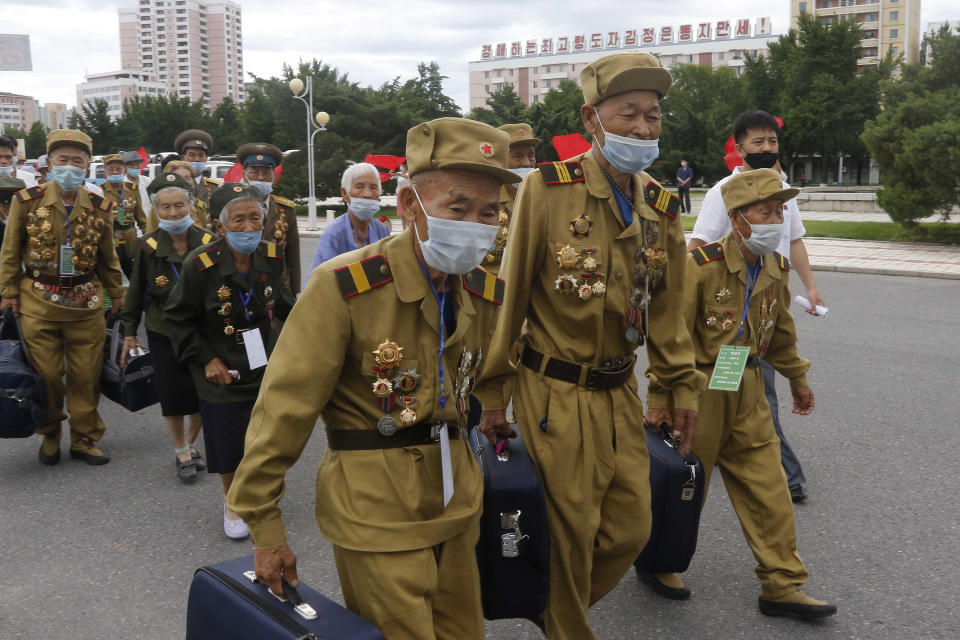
[[164, 237, 296, 403], [121, 225, 216, 338]]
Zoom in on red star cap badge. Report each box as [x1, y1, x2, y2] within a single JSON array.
[[479, 142, 494, 158]]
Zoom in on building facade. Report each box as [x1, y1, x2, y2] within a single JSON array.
[[468, 18, 778, 110], [0, 92, 39, 133], [76, 70, 168, 121], [118, 0, 244, 109], [38, 103, 69, 130], [791, 0, 921, 69]]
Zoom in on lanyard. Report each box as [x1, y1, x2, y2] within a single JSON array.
[[169, 261, 180, 279], [237, 278, 254, 325], [418, 260, 447, 411], [737, 261, 762, 338], [61, 210, 72, 243]]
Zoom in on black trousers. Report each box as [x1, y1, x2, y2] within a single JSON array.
[[677, 188, 691, 214]]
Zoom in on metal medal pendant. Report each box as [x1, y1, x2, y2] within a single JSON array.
[[625, 326, 640, 343], [373, 339, 404, 368], [399, 406, 417, 426], [372, 377, 393, 397], [377, 416, 398, 436]]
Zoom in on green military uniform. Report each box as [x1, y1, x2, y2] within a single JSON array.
[[0, 130, 124, 462], [173, 129, 217, 230], [474, 54, 703, 640], [101, 154, 147, 276], [228, 117, 516, 640], [144, 166, 215, 233]]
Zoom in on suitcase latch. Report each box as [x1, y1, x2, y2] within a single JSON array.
[[681, 464, 697, 501], [500, 510, 529, 558], [242, 570, 319, 621]]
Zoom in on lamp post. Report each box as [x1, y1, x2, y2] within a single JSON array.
[[289, 76, 330, 231]]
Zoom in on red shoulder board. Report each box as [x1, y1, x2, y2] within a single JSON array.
[[462, 267, 504, 305], [691, 242, 724, 265], [644, 179, 681, 220], [773, 251, 790, 272], [537, 161, 585, 186], [334, 255, 393, 298], [16, 185, 43, 202], [193, 246, 220, 271]]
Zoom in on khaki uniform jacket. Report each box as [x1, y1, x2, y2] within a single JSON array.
[[0, 183, 124, 321], [672, 234, 810, 395], [121, 226, 216, 338], [228, 230, 503, 552], [163, 238, 296, 403], [264, 194, 301, 294], [474, 151, 702, 411], [102, 179, 146, 249], [481, 185, 516, 278]]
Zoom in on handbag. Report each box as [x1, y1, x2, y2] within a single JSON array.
[[0, 309, 47, 437], [100, 314, 160, 412]]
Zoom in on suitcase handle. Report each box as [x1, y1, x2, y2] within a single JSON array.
[[241, 570, 318, 621]]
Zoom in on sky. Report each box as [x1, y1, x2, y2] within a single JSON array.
[[1, 0, 956, 114]]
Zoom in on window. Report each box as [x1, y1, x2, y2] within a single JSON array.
[[509, 68, 514, 76], [545, 66, 551, 73], [484, 84, 489, 92], [484, 71, 489, 78], [534, 95, 540, 103], [799, 1, 807, 11], [890, 28, 899, 38], [533, 81, 538, 88], [890, 11, 898, 21], [718, 52, 725, 60], [890, 45, 898, 55]]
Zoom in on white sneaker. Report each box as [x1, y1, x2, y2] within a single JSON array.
[[223, 503, 249, 540]]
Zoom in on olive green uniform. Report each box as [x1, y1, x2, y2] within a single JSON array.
[[263, 194, 301, 294], [474, 152, 703, 639], [0, 182, 124, 444], [102, 178, 146, 275], [668, 234, 810, 598]]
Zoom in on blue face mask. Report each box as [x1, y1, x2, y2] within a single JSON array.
[[158, 214, 194, 235], [190, 161, 206, 175], [0, 165, 14, 177], [347, 197, 380, 221], [226, 229, 263, 255], [249, 180, 273, 197], [595, 111, 660, 174], [107, 174, 124, 184], [127, 168, 141, 178], [50, 165, 86, 191]]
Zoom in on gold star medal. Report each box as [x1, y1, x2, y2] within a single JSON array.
[[715, 288, 732, 304], [569, 214, 593, 239], [394, 370, 420, 394], [373, 339, 404, 368], [224, 325, 235, 336], [372, 377, 393, 397], [155, 275, 169, 288], [217, 285, 231, 301], [556, 244, 579, 269], [498, 209, 510, 225]]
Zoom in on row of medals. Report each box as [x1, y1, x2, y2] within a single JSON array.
[[483, 209, 510, 265], [707, 287, 777, 352], [215, 282, 275, 337], [553, 213, 607, 300], [26, 206, 103, 308]]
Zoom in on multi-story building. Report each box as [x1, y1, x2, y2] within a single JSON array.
[[468, 17, 779, 110], [118, 0, 244, 109], [38, 103, 69, 130], [791, 0, 921, 70], [75, 70, 168, 120], [924, 20, 960, 64], [0, 92, 39, 133]]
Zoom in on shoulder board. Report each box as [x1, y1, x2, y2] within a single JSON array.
[[193, 246, 220, 271], [196, 199, 207, 210], [773, 251, 790, 272], [691, 242, 724, 265], [142, 235, 159, 255], [203, 177, 219, 186], [643, 179, 681, 220], [260, 241, 284, 259], [16, 185, 43, 202], [200, 232, 214, 244], [334, 255, 393, 298], [89, 192, 113, 212], [273, 196, 295, 209], [462, 267, 505, 305], [537, 161, 585, 186]]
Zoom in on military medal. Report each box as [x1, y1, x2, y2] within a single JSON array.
[[373, 339, 403, 369], [706, 315, 719, 328], [499, 209, 510, 225], [592, 279, 606, 296], [629, 288, 650, 309], [715, 288, 732, 304], [556, 244, 579, 269], [625, 327, 640, 343], [218, 302, 232, 316], [394, 370, 420, 394], [554, 274, 577, 294], [40, 221, 52, 233], [722, 318, 734, 331], [578, 283, 593, 300], [372, 377, 393, 397], [264, 285, 273, 297], [155, 275, 169, 288], [377, 415, 398, 436], [224, 325, 235, 336], [399, 399, 417, 426], [769, 299, 777, 313], [582, 250, 599, 272], [217, 285, 231, 300], [569, 214, 593, 238], [645, 222, 659, 246]]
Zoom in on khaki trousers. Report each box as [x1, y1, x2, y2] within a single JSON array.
[[333, 519, 484, 640], [514, 366, 651, 640], [20, 313, 107, 443], [693, 365, 808, 598]]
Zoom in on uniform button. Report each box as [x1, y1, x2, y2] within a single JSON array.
[[380, 265, 390, 275], [615, 272, 623, 281]]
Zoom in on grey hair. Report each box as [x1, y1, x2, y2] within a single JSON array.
[[340, 162, 381, 193], [220, 196, 268, 225], [148, 186, 195, 210]]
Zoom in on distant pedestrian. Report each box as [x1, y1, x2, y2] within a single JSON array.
[[676, 159, 693, 213], [799, 171, 807, 188]]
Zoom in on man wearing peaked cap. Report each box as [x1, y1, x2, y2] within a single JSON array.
[[229, 117, 515, 639], [474, 53, 702, 639], [101, 152, 146, 277], [173, 128, 219, 216]]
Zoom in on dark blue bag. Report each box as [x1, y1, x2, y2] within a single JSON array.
[[634, 424, 705, 574], [100, 314, 159, 412], [0, 309, 47, 437], [186, 555, 383, 640]]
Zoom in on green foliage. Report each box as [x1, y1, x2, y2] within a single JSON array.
[[77, 98, 118, 154], [467, 84, 526, 126], [25, 121, 47, 158]]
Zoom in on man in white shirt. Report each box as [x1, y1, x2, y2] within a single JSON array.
[[688, 111, 826, 505]]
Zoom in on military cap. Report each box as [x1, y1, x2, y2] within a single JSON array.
[[236, 143, 283, 167], [164, 160, 196, 177], [579, 53, 672, 105], [47, 129, 93, 155], [36, 154, 47, 169], [0, 175, 26, 193], [146, 171, 194, 197], [102, 153, 123, 166], [209, 183, 262, 219], [406, 117, 518, 184], [721, 168, 799, 213], [174, 129, 214, 155], [498, 123, 542, 147], [122, 151, 142, 164]]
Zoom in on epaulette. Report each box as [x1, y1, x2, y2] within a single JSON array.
[[537, 161, 585, 186], [273, 196, 295, 209], [199, 231, 214, 244], [203, 177, 220, 186], [16, 185, 43, 202], [643, 179, 681, 220], [260, 241, 284, 259], [335, 255, 393, 298], [773, 251, 790, 272], [691, 242, 724, 265], [142, 235, 159, 255], [88, 192, 113, 213], [193, 246, 220, 271], [462, 267, 505, 305]]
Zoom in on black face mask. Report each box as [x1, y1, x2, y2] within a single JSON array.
[[744, 152, 779, 170]]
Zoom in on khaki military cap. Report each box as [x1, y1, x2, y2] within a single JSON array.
[[47, 129, 93, 155], [721, 168, 799, 212], [174, 129, 213, 155], [406, 117, 518, 184], [102, 153, 123, 166], [146, 171, 194, 197], [498, 123, 542, 147], [579, 53, 672, 105], [209, 183, 262, 218], [236, 143, 283, 167]]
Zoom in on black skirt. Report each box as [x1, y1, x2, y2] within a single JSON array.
[[198, 398, 255, 474], [146, 330, 200, 417]]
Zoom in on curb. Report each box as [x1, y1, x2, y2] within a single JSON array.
[[810, 264, 960, 280]]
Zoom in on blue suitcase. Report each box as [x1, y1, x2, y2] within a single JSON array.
[[0, 309, 46, 438], [634, 424, 706, 574], [186, 555, 383, 640], [468, 398, 550, 621]]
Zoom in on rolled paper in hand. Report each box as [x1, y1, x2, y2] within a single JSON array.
[[793, 295, 828, 318]]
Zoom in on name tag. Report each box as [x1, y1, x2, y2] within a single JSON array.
[[59, 245, 75, 276], [708, 345, 750, 392], [242, 328, 268, 370]]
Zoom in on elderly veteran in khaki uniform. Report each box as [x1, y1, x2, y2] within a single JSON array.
[[482, 123, 540, 276], [474, 53, 703, 639], [146, 160, 212, 232], [235, 143, 301, 294], [102, 151, 147, 277], [227, 118, 515, 640], [173, 128, 220, 214], [0, 129, 125, 465], [646, 168, 836, 619], [121, 173, 216, 483]]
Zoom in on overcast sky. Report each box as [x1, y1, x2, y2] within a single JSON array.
[[1, 0, 956, 114]]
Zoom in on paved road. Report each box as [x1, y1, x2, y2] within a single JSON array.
[[1, 245, 958, 638]]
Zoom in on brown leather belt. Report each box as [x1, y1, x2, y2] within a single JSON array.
[[520, 344, 635, 391], [27, 271, 95, 289], [328, 422, 462, 451]]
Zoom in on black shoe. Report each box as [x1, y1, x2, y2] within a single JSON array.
[[759, 591, 837, 618], [190, 448, 206, 471], [69, 437, 111, 465], [637, 569, 691, 600], [790, 484, 808, 503], [176, 457, 198, 483], [38, 439, 61, 466]]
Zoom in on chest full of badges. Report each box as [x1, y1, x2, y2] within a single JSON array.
[[25, 206, 104, 308]]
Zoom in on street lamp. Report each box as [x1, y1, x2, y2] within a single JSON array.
[[289, 76, 329, 230]]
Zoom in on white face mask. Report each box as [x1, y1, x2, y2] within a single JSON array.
[[510, 167, 535, 180], [411, 186, 499, 275], [595, 111, 660, 174], [348, 197, 381, 221], [737, 211, 783, 256]]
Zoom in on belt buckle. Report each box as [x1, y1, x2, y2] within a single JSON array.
[[58, 274, 73, 288], [236, 328, 250, 344]]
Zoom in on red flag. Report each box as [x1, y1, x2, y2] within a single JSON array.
[[364, 154, 406, 183], [137, 146, 149, 169], [723, 115, 784, 171], [222, 161, 244, 183], [551, 133, 592, 161]]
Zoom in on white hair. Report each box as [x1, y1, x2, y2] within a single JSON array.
[[220, 196, 268, 225], [149, 186, 195, 210], [340, 162, 381, 194]]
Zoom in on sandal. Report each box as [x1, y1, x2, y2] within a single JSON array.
[[189, 442, 206, 470], [175, 447, 197, 483]]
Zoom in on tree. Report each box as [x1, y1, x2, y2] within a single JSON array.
[[25, 121, 47, 158], [467, 85, 526, 126], [862, 25, 960, 224], [78, 99, 117, 154], [524, 79, 587, 163]]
